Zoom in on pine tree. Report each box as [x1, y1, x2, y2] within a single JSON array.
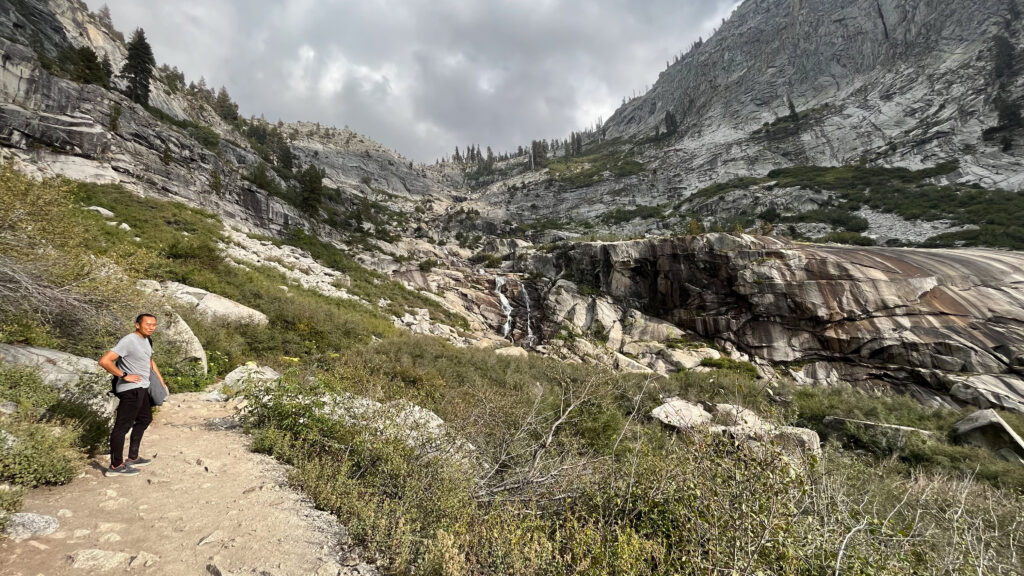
[[664, 110, 679, 135], [100, 55, 113, 86], [214, 86, 239, 122], [787, 97, 799, 121], [70, 46, 107, 86], [120, 28, 156, 105], [97, 4, 114, 31], [296, 164, 325, 214], [209, 169, 223, 195]]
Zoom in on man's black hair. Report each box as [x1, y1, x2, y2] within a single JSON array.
[[135, 313, 157, 324]]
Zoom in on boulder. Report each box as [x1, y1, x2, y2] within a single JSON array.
[[0, 344, 115, 418], [621, 311, 685, 343], [495, 347, 528, 359], [621, 341, 667, 356], [614, 353, 653, 374], [705, 403, 768, 428], [952, 409, 1024, 464], [222, 364, 280, 391], [84, 205, 114, 218], [662, 347, 721, 370], [161, 312, 207, 373], [68, 549, 133, 571], [651, 398, 713, 428], [139, 280, 268, 326], [651, 398, 821, 454]]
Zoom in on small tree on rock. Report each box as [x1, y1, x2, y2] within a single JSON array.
[[120, 28, 156, 105], [664, 110, 679, 136]]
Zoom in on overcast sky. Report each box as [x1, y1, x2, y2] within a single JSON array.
[[88, 0, 741, 162]]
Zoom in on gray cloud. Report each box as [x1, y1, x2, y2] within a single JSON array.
[[88, 0, 740, 161]]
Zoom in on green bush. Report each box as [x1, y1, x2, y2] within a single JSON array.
[[0, 484, 27, 532], [0, 365, 58, 414], [0, 419, 83, 487], [599, 203, 668, 224], [241, 364, 1024, 575], [469, 252, 503, 268], [699, 356, 760, 379]]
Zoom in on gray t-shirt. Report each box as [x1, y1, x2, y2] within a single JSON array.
[[112, 333, 152, 393]]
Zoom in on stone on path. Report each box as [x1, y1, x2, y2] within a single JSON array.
[[4, 512, 58, 542], [68, 548, 132, 570]]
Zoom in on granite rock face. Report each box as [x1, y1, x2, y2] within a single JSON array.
[[0, 0, 457, 245], [535, 234, 1024, 412], [471, 0, 1024, 242]]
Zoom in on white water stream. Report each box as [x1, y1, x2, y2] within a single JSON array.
[[494, 275, 513, 339], [520, 284, 534, 347]]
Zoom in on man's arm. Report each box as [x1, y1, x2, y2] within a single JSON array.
[[150, 358, 167, 390], [98, 351, 141, 383]]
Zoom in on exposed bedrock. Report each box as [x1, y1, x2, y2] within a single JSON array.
[[534, 233, 1024, 412]]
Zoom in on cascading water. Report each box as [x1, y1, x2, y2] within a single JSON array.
[[520, 284, 535, 347], [494, 275, 513, 340]]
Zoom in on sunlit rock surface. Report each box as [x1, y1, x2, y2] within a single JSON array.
[[541, 234, 1024, 412]]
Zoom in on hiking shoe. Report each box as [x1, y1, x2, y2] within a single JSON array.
[[125, 456, 153, 467], [105, 463, 139, 477]]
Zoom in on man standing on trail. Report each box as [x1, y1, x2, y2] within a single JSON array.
[[98, 313, 167, 477]]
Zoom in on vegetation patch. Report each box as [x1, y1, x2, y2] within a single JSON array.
[[599, 203, 668, 224], [683, 161, 1024, 249], [546, 151, 644, 187]]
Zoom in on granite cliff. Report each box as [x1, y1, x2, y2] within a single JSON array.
[[523, 234, 1024, 412]]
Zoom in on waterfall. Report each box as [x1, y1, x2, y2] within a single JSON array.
[[520, 284, 535, 347], [494, 275, 513, 340]]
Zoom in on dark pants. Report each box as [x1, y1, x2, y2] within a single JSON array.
[[109, 387, 152, 467]]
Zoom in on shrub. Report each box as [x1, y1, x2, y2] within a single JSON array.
[[0, 418, 83, 487], [813, 231, 876, 246], [0, 166, 147, 357], [468, 252, 502, 268], [699, 356, 760, 379]]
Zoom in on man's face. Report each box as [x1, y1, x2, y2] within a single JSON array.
[[136, 316, 157, 336]]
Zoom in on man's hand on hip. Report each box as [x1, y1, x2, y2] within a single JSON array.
[[123, 374, 142, 383]]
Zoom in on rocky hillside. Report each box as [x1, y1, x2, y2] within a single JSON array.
[[3, 0, 1024, 420], [463, 0, 1024, 245], [0, 0, 456, 243], [4, 3, 1024, 572]]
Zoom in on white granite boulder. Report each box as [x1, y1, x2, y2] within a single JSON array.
[[952, 409, 1024, 464], [222, 364, 281, 391], [0, 344, 115, 418], [137, 280, 268, 326], [161, 312, 207, 373], [651, 397, 821, 454], [495, 346, 528, 359]]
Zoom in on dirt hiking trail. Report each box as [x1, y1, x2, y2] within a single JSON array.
[[1, 389, 375, 576]]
